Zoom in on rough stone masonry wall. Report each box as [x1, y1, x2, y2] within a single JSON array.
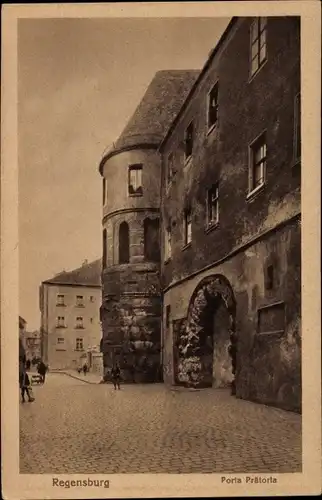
[[101, 262, 162, 382]]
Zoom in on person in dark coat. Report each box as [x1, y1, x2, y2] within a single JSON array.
[[111, 363, 121, 390], [37, 360, 47, 384], [19, 365, 35, 403], [83, 363, 88, 376]]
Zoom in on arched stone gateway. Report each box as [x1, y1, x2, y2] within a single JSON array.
[[177, 274, 237, 394]]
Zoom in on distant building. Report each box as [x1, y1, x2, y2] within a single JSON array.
[[23, 330, 41, 362], [39, 259, 102, 370]]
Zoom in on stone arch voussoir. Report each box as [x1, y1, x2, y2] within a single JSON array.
[[179, 274, 237, 391]]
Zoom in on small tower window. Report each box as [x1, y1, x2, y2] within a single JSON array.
[[128, 165, 143, 196]]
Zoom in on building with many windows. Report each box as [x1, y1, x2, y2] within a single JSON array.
[[98, 17, 301, 411], [39, 259, 102, 370]]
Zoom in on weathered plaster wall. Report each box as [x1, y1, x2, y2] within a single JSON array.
[[101, 148, 161, 217], [160, 17, 300, 288], [163, 220, 301, 412]]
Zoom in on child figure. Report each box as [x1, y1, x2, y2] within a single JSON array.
[[111, 363, 121, 390]]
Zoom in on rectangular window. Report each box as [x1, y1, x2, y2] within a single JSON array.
[[76, 295, 84, 307], [167, 152, 175, 187], [57, 337, 65, 344], [76, 338, 84, 351], [128, 165, 143, 195], [250, 17, 267, 76], [184, 122, 194, 161], [165, 225, 172, 261], [166, 305, 171, 329], [207, 184, 219, 226], [56, 316, 65, 328], [184, 210, 192, 246], [207, 82, 219, 130], [56, 294, 65, 306], [90, 296, 94, 302], [257, 302, 285, 334], [75, 316, 84, 329], [249, 133, 267, 194], [294, 93, 301, 162]]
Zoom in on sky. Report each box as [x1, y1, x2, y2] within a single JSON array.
[[18, 16, 230, 330]]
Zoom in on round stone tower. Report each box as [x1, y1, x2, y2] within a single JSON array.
[[99, 70, 200, 383]]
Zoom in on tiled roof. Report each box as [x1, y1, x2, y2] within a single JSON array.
[[43, 259, 102, 287], [114, 70, 200, 150]]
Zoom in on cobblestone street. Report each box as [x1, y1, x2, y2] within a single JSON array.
[[20, 373, 301, 474]]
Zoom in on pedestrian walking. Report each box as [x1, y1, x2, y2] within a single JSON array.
[[19, 365, 35, 403], [83, 363, 88, 376], [111, 363, 121, 390], [37, 360, 47, 384]]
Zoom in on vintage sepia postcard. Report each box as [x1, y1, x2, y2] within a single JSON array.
[[1, 1, 321, 499]]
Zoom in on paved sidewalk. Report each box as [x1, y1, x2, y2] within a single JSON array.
[[50, 369, 102, 384]]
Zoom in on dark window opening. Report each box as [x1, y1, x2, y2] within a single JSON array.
[[102, 229, 107, 269], [165, 224, 172, 261], [128, 165, 143, 196], [184, 209, 192, 245], [184, 122, 194, 160], [208, 82, 219, 130], [144, 218, 160, 262], [249, 133, 267, 193], [166, 305, 171, 329], [207, 184, 219, 226], [119, 221, 130, 264]]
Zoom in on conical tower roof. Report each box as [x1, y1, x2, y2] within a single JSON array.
[[115, 70, 200, 149], [99, 69, 200, 170]]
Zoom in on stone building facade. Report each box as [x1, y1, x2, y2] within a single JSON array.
[[160, 17, 301, 412], [99, 70, 199, 382], [39, 260, 102, 370], [98, 17, 301, 411]]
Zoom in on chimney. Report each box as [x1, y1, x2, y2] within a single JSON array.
[[82, 259, 88, 267]]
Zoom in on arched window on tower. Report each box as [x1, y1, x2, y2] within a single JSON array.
[[119, 222, 130, 264], [144, 218, 160, 262], [102, 229, 107, 269]]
